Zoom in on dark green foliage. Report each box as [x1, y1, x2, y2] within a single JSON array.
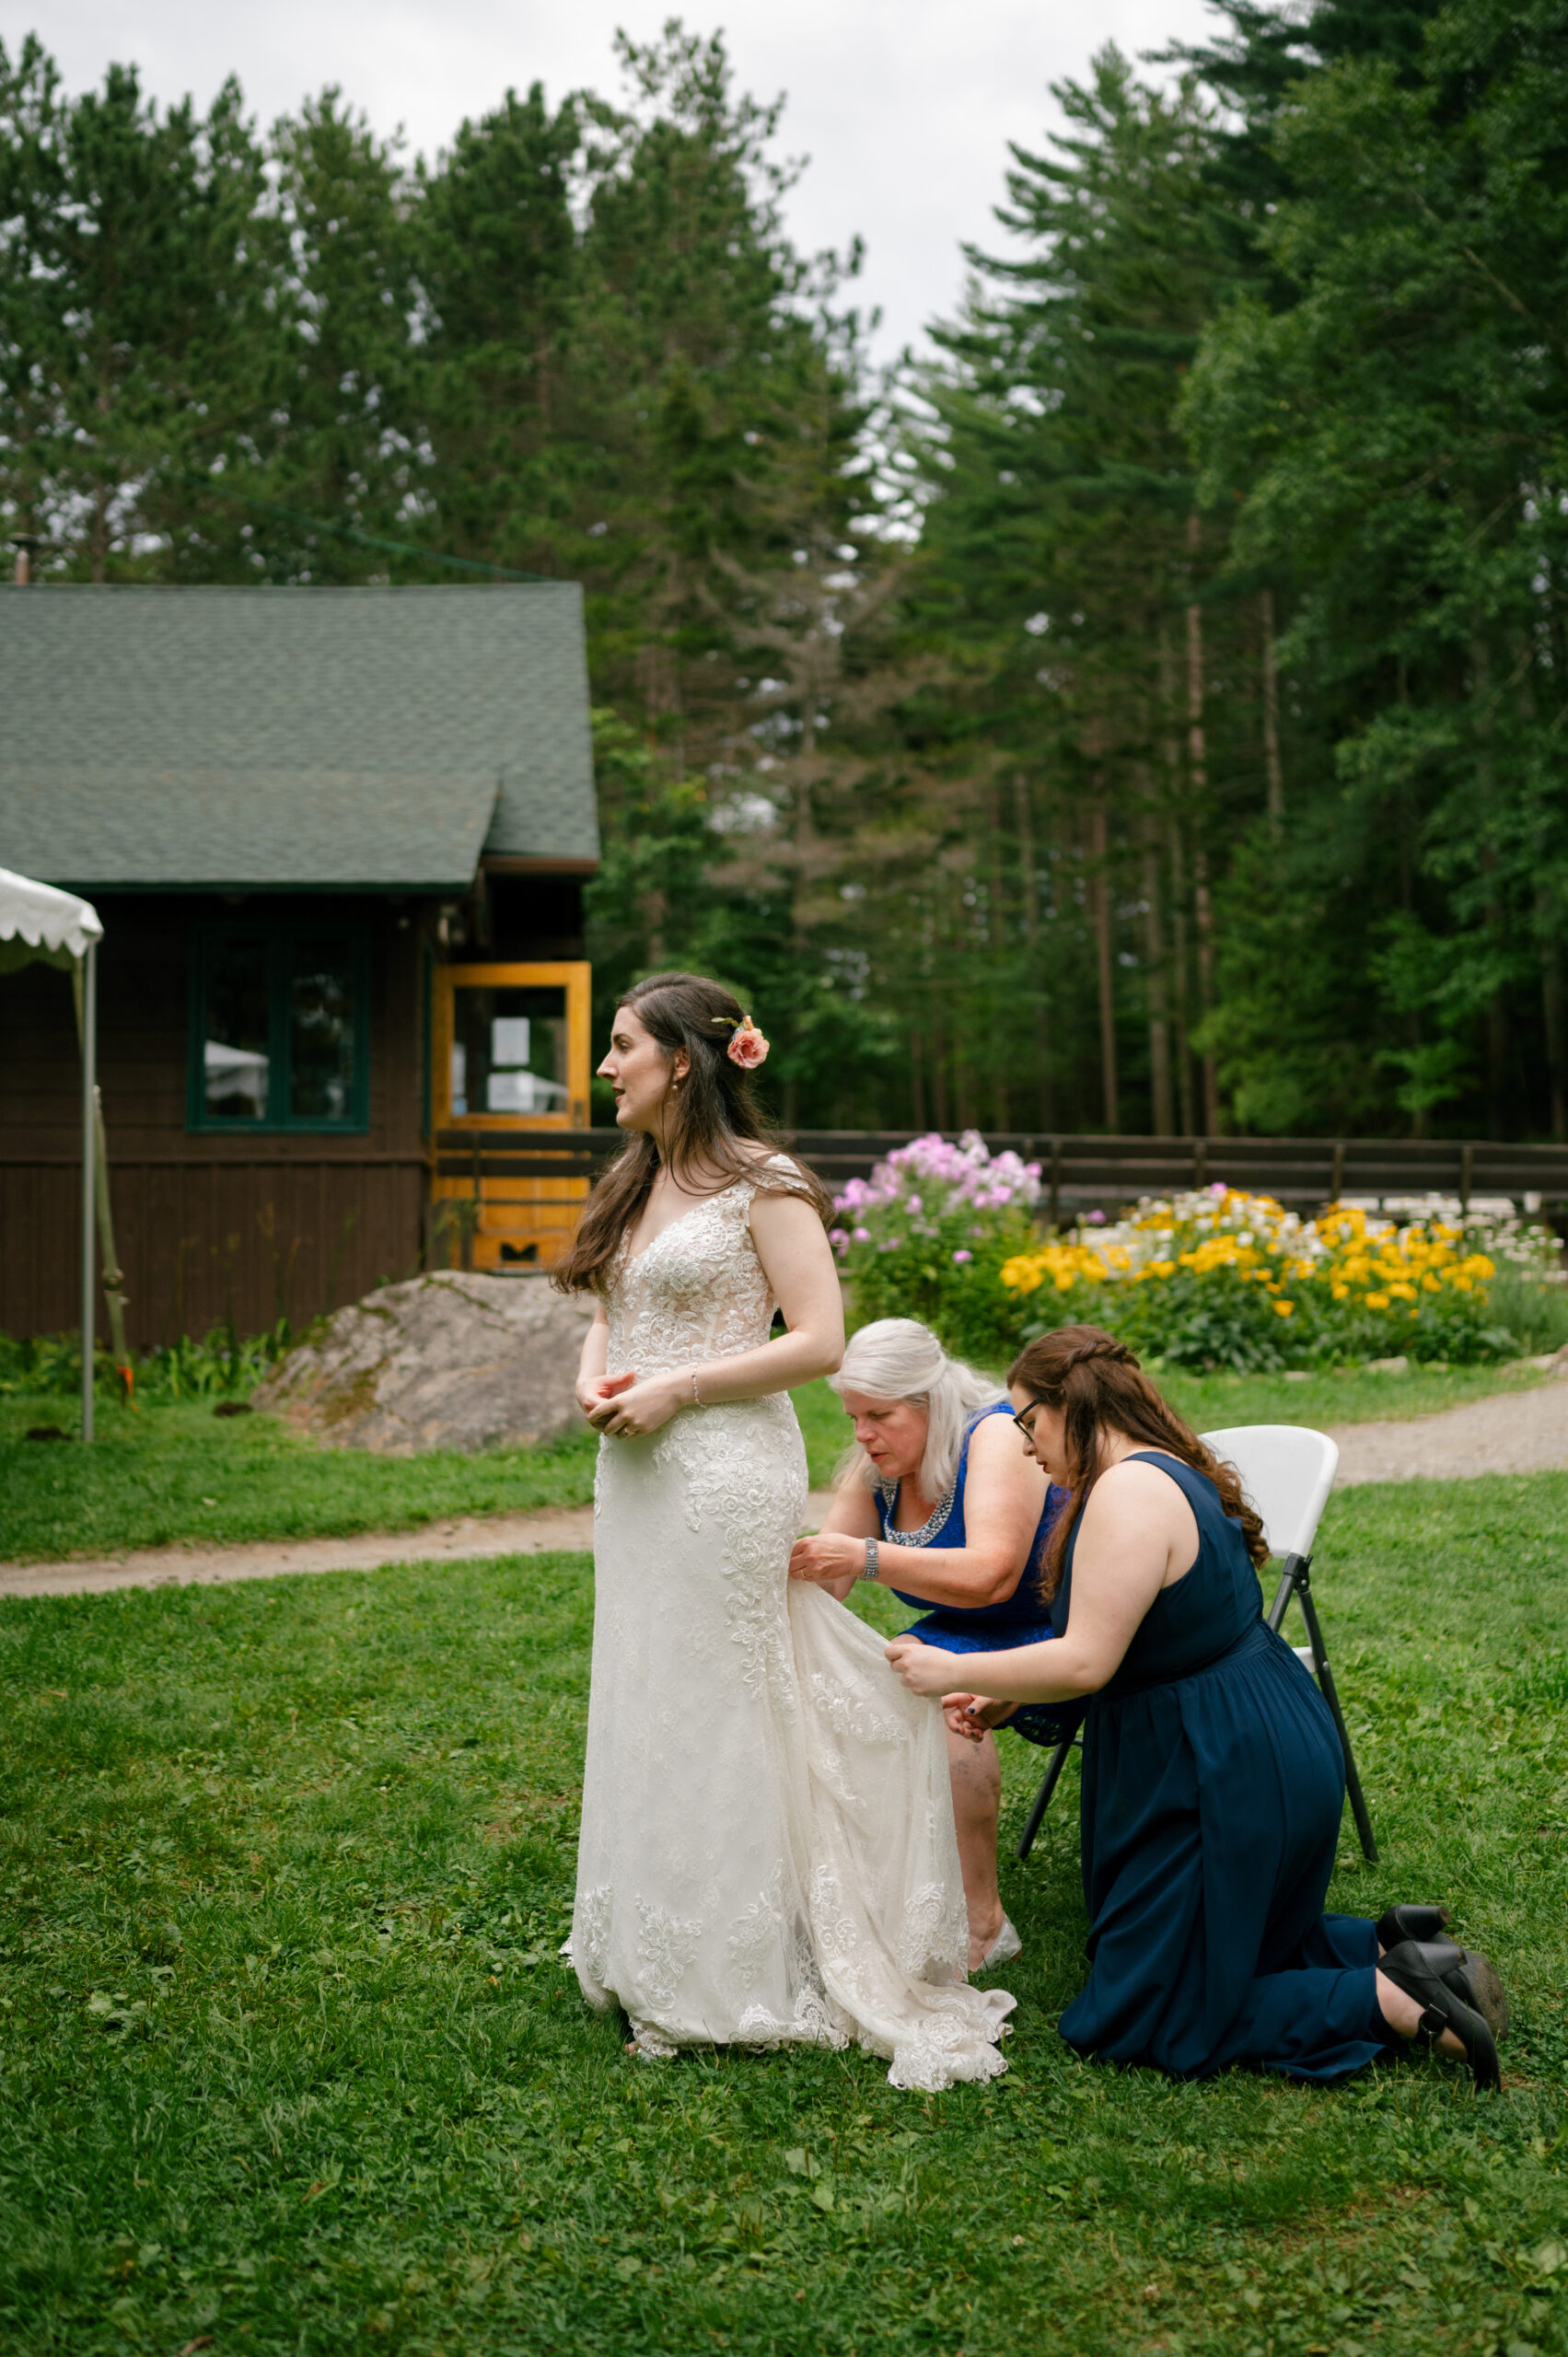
[[843, 1217, 1042, 1369], [7, 6, 1568, 1133], [1179, 0, 1568, 1140], [908, 0, 1568, 1139], [1, 1476, 1564, 2352]]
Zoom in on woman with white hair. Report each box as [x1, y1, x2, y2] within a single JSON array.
[[789, 1317, 1072, 1969]]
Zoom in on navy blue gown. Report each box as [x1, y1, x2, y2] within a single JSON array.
[[1054, 1451, 1384, 2081], [877, 1405, 1076, 1748]]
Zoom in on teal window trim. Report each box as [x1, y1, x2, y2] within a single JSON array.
[[187, 921, 371, 1134]]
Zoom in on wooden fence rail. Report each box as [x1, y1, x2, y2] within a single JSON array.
[[432, 1129, 1568, 1225]]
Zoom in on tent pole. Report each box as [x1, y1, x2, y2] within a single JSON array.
[[81, 940, 97, 1443]]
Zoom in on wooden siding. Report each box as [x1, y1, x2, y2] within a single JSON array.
[[0, 893, 431, 1341], [0, 1156, 426, 1341]]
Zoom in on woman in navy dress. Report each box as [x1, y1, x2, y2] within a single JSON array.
[[886, 1325, 1507, 2088], [790, 1318, 1074, 1971]]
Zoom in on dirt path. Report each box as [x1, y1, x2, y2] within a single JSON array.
[[1328, 1374, 1568, 1485], [5, 1380, 1566, 1604], [0, 1493, 840, 1601]]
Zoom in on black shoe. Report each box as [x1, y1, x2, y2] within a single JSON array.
[[1445, 1945, 1509, 2041], [1379, 1938, 1503, 2091], [1374, 1910, 1508, 2042], [1376, 1902, 1451, 1950]]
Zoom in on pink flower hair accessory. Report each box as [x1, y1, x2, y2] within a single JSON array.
[[727, 1015, 769, 1070]]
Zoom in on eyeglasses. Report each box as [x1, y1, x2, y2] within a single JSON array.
[[1011, 1399, 1049, 1440]]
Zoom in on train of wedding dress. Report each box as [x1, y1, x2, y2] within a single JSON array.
[[568, 1161, 1015, 2092]]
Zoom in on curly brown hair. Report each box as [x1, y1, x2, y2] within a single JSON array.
[[1007, 1324, 1270, 1599]]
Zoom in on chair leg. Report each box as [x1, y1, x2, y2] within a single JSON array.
[[1265, 1564, 1295, 1633], [1016, 1736, 1074, 1863], [1295, 1582, 1378, 1864]]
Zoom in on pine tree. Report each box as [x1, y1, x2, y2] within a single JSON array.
[[1185, 0, 1568, 1137], [912, 51, 1253, 1135], [0, 43, 273, 579]]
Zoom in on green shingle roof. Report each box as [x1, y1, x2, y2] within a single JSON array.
[[0, 585, 598, 889]]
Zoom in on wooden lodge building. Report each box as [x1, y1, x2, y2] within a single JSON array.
[[0, 585, 599, 1343]]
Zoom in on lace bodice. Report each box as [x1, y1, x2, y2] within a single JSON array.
[[604, 1155, 809, 1378]]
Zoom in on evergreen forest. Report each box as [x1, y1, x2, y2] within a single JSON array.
[[4, 0, 1566, 1140]]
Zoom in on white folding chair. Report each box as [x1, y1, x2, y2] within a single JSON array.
[[1016, 1424, 1376, 1864], [1201, 1423, 1376, 1863]]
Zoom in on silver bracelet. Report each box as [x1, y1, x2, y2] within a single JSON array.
[[860, 1537, 879, 1583]]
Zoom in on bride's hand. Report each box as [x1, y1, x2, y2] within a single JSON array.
[[788, 1533, 862, 1585], [884, 1635, 954, 1697], [580, 1370, 635, 1424], [592, 1371, 683, 1437]]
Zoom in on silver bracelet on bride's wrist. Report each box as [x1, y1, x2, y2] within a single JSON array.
[[860, 1537, 879, 1583]]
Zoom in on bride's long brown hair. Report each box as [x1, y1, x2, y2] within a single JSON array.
[[552, 971, 833, 1295], [1010, 1324, 1270, 1599]]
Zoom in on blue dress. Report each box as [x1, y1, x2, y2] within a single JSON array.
[[1054, 1450, 1383, 2081], [877, 1405, 1076, 1749]]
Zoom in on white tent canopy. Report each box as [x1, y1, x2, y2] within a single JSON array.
[[0, 865, 103, 1436], [0, 865, 102, 970]]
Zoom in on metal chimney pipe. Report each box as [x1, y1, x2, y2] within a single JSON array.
[[11, 533, 40, 585]]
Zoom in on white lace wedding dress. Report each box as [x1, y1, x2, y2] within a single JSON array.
[[570, 1156, 1015, 2092]]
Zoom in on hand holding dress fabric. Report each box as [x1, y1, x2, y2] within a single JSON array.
[[788, 1532, 862, 1585], [885, 1634, 957, 1696]]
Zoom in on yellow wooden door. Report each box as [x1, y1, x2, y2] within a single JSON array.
[[429, 961, 592, 1269]]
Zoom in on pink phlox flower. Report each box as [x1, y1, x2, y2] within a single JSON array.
[[852, 1225, 872, 1244], [1086, 1209, 1107, 1225], [878, 1235, 903, 1252], [952, 1248, 974, 1264]]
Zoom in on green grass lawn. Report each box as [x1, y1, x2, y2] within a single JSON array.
[[1, 1476, 1564, 2355], [0, 1359, 1551, 1564]]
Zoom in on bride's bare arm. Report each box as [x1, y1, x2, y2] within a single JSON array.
[[575, 1300, 633, 1422], [587, 1190, 844, 1438]]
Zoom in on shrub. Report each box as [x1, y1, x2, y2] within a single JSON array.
[[999, 1188, 1560, 1371], [830, 1132, 1043, 1365], [0, 1321, 290, 1405]]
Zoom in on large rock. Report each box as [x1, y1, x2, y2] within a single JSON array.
[[254, 1271, 595, 1454]]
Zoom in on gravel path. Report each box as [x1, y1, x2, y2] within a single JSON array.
[[4, 1382, 1565, 1604], [1328, 1374, 1568, 1485]]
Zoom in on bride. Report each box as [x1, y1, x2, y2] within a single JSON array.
[[554, 970, 1015, 2089]]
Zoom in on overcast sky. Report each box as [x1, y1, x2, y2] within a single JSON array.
[[12, 0, 1220, 363]]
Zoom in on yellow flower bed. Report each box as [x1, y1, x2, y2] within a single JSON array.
[[997, 1188, 1509, 1368]]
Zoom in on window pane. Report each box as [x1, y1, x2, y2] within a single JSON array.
[[203, 938, 270, 1121], [451, 985, 568, 1116], [289, 940, 357, 1121]]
